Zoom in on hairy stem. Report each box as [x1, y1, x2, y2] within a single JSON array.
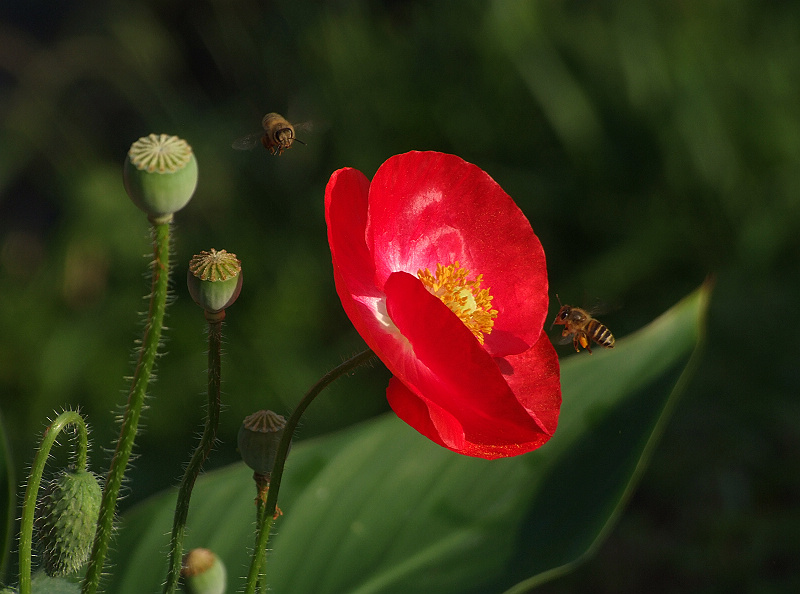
[[243, 348, 375, 594], [82, 221, 172, 594], [19, 410, 88, 594], [253, 489, 268, 593], [163, 317, 224, 593]]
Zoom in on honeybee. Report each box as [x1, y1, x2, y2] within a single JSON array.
[[231, 112, 308, 155], [551, 301, 615, 354]]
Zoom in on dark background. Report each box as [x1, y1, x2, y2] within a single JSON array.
[[1, 1, 797, 591]]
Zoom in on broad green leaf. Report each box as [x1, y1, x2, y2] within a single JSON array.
[[30, 572, 80, 594], [106, 284, 709, 594], [0, 572, 81, 594]]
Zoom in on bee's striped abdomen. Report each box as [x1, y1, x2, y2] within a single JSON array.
[[587, 320, 615, 348]]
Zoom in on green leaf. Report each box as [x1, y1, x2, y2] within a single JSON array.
[[0, 572, 81, 594], [30, 571, 80, 594], [106, 283, 709, 594]]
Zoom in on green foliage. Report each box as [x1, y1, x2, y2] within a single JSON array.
[[0, 572, 81, 594], [0, 1, 797, 590], [29, 572, 79, 594], [102, 286, 707, 593]]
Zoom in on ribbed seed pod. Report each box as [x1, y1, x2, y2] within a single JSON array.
[[123, 133, 198, 221], [187, 249, 243, 314], [237, 410, 288, 475]]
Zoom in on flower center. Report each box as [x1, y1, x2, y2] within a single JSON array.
[[417, 262, 498, 344]]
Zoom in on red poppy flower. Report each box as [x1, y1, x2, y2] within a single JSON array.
[[325, 151, 561, 459]]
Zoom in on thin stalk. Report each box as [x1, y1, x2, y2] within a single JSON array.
[[243, 348, 375, 594], [253, 488, 268, 593], [18, 410, 88, 594], [82, 221, 172, 594], [163, 317, 224, 593]]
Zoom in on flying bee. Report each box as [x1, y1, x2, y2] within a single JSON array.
[[551, 300, 615, 354], [232, 112, 309, 155]]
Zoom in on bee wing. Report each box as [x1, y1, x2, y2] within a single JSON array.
[[556, 332, 577, 345], [584, 300, 621, 318], [292, 121, 314, 134], [231, 131, 264, 151], [288, 121, 315, 146]]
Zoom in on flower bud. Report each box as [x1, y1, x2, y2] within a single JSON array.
[[237, 410, 288, 475], [123, 133, 198, 222], [35, 469, 102, 577], [181, 548, 226, 594], [187, 249, 243, 315]]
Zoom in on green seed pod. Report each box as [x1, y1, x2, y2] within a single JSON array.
[[237, 410, 288, 475], [123, 133, 198, 222], [35, 469, 102, 577], [181, 548, 226, 594], [187, 249, 243, 315]]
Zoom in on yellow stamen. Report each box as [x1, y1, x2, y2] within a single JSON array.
[[417, 262, 498, 344]]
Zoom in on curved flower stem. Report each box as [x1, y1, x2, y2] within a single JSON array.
[[82, 221, 172, 594], [163, 315, 224, 594], [18, 410, 88, 594], [243, 348, 376, 594]]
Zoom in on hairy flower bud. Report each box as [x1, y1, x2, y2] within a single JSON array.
[[35, 469, 102, 577], [123, 133, 198, 222], [181, 548, 226, 594], [237, 410, 288, 475]]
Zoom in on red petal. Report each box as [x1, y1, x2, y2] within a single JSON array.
[[325, 168, 384, 348], [325, 168, 371, 285], [367, 152, 548, 356], [385, 377, 464, 451], [382, 271, 555, 458], [499, 330, 561, 436], [386, 378, 556, 459]]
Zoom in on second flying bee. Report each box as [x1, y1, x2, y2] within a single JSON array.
[[231, 112, 306, 156], [552, 304, 615, 354]]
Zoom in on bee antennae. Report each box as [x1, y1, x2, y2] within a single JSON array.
[[294, 138, 306, 146]]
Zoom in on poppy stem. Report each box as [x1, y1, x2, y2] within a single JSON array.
[[82, 221, 172, 594], [162, 317, 224, 594], [243, 348, 376, 594]]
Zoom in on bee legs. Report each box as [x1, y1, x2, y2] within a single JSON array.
[[573, 333, 592, 354]]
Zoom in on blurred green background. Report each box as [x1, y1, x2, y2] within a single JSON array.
[[0, 0, 797, 591]]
